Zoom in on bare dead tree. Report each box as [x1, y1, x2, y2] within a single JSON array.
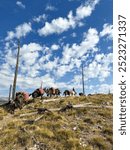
[[82, 63, 85, 95], [12, 40, 20, 100]]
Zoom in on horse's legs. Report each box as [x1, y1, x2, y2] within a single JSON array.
[[41, 94, 43, 100]]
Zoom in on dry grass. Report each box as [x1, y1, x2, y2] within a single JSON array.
[[0, 94, 113, 150]]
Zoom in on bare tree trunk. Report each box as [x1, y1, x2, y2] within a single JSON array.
[[12, 40, 20, 100]]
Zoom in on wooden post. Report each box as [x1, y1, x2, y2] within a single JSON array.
[[12, 40, 20, 100], [40, 81, 43, 88], [82, 63, 85, 95], [8, 84, 12, 102]]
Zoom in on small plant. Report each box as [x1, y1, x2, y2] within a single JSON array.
[[89, 136, 111, 150], [66, 137, 81, 150], [55, 129, 74, 142], [0, 116, 3, 120], [34, 127, 54, 138], [103, 127, 113, 135], [83, 117, 94, 124]]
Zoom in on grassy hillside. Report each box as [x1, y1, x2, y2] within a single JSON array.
[[0, 94, 113, 150]]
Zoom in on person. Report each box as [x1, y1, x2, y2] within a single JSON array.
[[72, 87, 76, 95]]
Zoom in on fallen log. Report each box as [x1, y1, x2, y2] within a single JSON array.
[[19, 103, 112, 117], [20, 112, 37, 117]]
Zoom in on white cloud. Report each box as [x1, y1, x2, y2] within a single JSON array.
[[5, 31, 15, 41], [33, 14, 47, 23], [0, 41, 47, 93], [16, 74, 56, 90], [50, 28, 99, 78], [61, 28, 99, 65], [55, 64, 74, 77], [95, 53, 104, 62], [56, 23, 113, 79], [43, 61, 58, 72], [5, 23, 32, 41], [70, 52, 113, 88], [94, 84, 113, 94], [16, 1, 25, 9], [38, 14, 75, 36], [19, 43, 43, 75], [76, 5, 92, 19], [76, 0, 100, 20], [21, 42, 43, 53], [38, 0, 100, 36], [1, 42, 43, 79], [85, 53, 113, 82], [39, 53, 52, 63], [100, 23, 113, 39], [45, 4, 56, 11], [51, 44, 60, 50]]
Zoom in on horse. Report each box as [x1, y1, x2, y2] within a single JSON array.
[[63, 88, 77, 96], [29, 88, 45, 99], [6, 92, 30, 113], [79, 93, 84, 96], [44, 87, 61, 97]]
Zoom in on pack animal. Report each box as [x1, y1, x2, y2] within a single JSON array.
[[44, 87, 61, 97], [63, 88, 76, 96], [30, 88, 45, 99], [8, 91, 30, 113]]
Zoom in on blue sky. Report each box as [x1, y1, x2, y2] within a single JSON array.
[[0, 0, 113, 96]]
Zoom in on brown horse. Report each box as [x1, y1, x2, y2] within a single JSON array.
[[44, 87, 61, 97], [29, 88, 45, 99]]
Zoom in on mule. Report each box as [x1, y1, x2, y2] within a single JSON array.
[[44, 87, 61, 97], [63, 88, 76, 96], [30, 88, 45, 99]]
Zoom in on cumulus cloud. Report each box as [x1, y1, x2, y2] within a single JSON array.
[[76, 0, 99, 20], [0, 0, 113, 96], [55, 64, 74, 77], [85, 53, 113, 82], [100, 23, 113, 39], [5, 22, 32, 41], [16, 73, 56, 90], [19, 43, 43, 76], [93, 84, 113, 94], [16, 1, 25, 9], [38, 12, 75, 36], [0, 42, 43, 81], [52, 28, 99, 78], [70, 52, 113, 89], [38, 0, 100, 36], [51, 44, 60, 50], [61, 28, 99, 65], [42, 58, 59, 72], [21, 42, 43, 53]]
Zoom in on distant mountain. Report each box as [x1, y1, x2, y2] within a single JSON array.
[[0, 97, 8, 104]]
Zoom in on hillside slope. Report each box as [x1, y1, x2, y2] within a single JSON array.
[[0, 94, 113, 150]]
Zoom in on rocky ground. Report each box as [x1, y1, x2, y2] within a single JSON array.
[[0, 94, 113, 150]]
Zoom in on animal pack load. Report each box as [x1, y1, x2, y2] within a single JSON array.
[[14, 91, 30, 109], [30, 88, 45, 99]]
